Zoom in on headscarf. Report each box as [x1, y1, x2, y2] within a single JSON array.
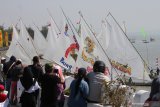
[[20, 67, 34, 90], [74, 68, 86, 97], [10, 55, 16, 62]]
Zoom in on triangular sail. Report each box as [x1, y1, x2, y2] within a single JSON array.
[[97, 20, 111, 51], [32, 25, 47, 56], [18, 20, 38, 59], [43, 18, 59, 63], [6, 25, 31, 64]]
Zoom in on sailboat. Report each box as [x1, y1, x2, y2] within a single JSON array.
[[72, 13, 111, 75], [43, 15, 80, 71], [18, 20, 38, 60], [6, 25, 31, 65], [97, 13, 151, 83], [6, 19, 40, 65]]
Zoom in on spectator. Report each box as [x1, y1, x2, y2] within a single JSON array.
[[68, 68, 89, 107], [17, 67, 40, 107], [3, 55, 16, 98], [54, 65, 65, 107], [128, 77, 133, 85], [29, 56, 44, 84], [146, 76, 160, 106], [40, 63, 63, 107], [86, 60, 110, 103], [10, 59, 23, 105]]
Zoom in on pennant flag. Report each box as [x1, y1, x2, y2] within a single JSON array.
[[4, 32, 8, 47], [103, 14, 150, 81], [0, 30, 3, 47]]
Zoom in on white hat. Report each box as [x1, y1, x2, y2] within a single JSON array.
[[1, 57, 6, 60], [17, 59, 22, 62]]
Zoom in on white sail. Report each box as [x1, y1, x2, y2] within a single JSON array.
[[43, 23, 58, 63], [32, 25, 47, 56], [97, 20, 111, 51], [75, 18, 111, 76], [6, 25, 31, 64], [101, 14, 150, 82], [18, 20, 38, 59], [43, 17, 62, 65], [43, 17, 79, 71]]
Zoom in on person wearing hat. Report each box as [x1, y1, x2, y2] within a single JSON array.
[[0, 84, 7, 103], [40, 63, 64, 107]]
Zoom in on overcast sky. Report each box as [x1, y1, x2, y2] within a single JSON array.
[[0, 0, 160, 33]]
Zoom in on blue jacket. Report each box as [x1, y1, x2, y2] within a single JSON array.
[[68, 79, 89, 107]]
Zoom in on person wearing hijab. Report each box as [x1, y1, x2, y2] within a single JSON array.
[[67, 68, 89, 107], [17, 66, 40, 107]]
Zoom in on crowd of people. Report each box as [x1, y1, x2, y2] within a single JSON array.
[[0, 55, 110, 107]]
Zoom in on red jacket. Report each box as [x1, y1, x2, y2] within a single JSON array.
[[0, 93, 7, 103]]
